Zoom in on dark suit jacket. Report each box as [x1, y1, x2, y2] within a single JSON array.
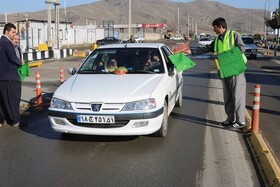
[[0, 35, 21, 81]]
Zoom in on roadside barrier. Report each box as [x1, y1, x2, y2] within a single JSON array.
[[53, 48, 73, 59], [23, 48, 73, 62], [265, 46, 270, 56], [170, 43, 189, 54], [35, 72, 42, 106], [73, 50, 87, 57], [60, 67, 65, 84], [28, 61, 43, 68], [23, 50, 53, 62], [251, 84, 261, 133], [248, 84, 280, 187]]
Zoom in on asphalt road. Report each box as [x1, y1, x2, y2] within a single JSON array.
[[188, 40, 280, 162], [245, 56, 280, 160], [0, 54, 263, 186]]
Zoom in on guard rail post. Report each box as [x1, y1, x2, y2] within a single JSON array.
[[35, 72, 42, 106], [251, 84, 261, 133], [60, 67, 65, 84]]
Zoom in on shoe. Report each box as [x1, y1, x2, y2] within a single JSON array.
[[12, 122, 20, 127], [220, 120, 235, 127], [0, 123, 2, 127], [232, 122, 246, 129]]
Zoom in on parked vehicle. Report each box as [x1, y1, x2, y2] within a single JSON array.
[[48, 43, 183, 137], [170, 35, 185, 41], [96, 37, 121, 45], [164, 30, 173, 39], [122, 36, 145, 43], [134, 36, 145, 43], [198, 37, 212, 46], [241, 36, 257, 59]]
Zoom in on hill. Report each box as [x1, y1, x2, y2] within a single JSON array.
[[0, 0, 268, 35]]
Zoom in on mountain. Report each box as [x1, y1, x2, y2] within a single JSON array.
[[0, 0, 268, 35]]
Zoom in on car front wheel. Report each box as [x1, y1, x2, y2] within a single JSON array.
[[153, 100, 168, 137]]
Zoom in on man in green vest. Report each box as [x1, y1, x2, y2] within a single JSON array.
[[187, 17, 247, 129]]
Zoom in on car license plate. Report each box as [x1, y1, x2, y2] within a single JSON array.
[[77, 115, 115, 124]]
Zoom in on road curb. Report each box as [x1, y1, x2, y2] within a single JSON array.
[[245, 110, 280, 187], [28, 61, 43, 67]]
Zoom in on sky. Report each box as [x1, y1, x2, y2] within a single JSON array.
[[0, 0, 278, 14]]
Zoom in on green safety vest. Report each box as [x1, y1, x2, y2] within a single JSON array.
[[214, 30, 235, 54]]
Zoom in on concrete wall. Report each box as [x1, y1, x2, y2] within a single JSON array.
[[0, 21, 163, 50], [15, 21, 105, 50]]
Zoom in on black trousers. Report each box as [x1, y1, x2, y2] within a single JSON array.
[[0, 80, 21, 125]]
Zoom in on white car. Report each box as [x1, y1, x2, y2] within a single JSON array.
[[170, 35, 185, 41], [134, 36, 145, 43], [198, 37, 212, 46], [122, 36, 145, 43], [48, 43, 183, 137], [241, 36, 257, 59]]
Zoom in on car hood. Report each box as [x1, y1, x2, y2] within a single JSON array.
[[54, 74, 163, 102]]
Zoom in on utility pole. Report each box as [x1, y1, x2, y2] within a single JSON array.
[[46, 0, 53, 47], [25, 14, 29, 50], [55, 1, 60, 49], [5, 13, 7, 23], [177, 7, 180, 34], [251, 9, 254, 36], [277, 0, 280, 45], [64, 0, 69, 48], [195, 21, 197, 37], [187, 14, 190, 38], [263, 0, 268, 41], [128, 0, 131, 37], [45, 0, 60, 49]]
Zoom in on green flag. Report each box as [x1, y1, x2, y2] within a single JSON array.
[[169, 53, 196, 72], [217, 47, 247, 78], [18, 62, 30, 81]]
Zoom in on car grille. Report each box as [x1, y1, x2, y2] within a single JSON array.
[[68, 119, 129, 128], [72, 103, 124, 112]]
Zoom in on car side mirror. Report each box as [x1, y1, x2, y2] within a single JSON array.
[[168, 66, 175, 76], [68, 68, 77, 75]]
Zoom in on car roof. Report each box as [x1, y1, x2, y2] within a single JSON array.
[[97, 43, 166, 49], [241, 36, 254, 39]]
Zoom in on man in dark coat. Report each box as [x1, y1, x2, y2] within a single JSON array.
[[0, 23, 23, 127]]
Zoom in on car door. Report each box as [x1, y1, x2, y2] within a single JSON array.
[[161, 46, 182, 114]]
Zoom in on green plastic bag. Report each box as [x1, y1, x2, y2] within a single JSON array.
[[18, 62, 30, 81], [169, 53, 196, 72], [217, 47, 247, 78]]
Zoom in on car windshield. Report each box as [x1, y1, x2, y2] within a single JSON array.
[[78, 48, 164, 74], [200, 37, 210, 41], [242, 38, 255, 44]]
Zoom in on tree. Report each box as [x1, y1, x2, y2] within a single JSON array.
[[265, 11, 280, 30], [265, 9, 280, 43]]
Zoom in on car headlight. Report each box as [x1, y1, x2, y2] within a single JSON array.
[[122, 99, 156, 111], [50, 97, 73, 110]]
